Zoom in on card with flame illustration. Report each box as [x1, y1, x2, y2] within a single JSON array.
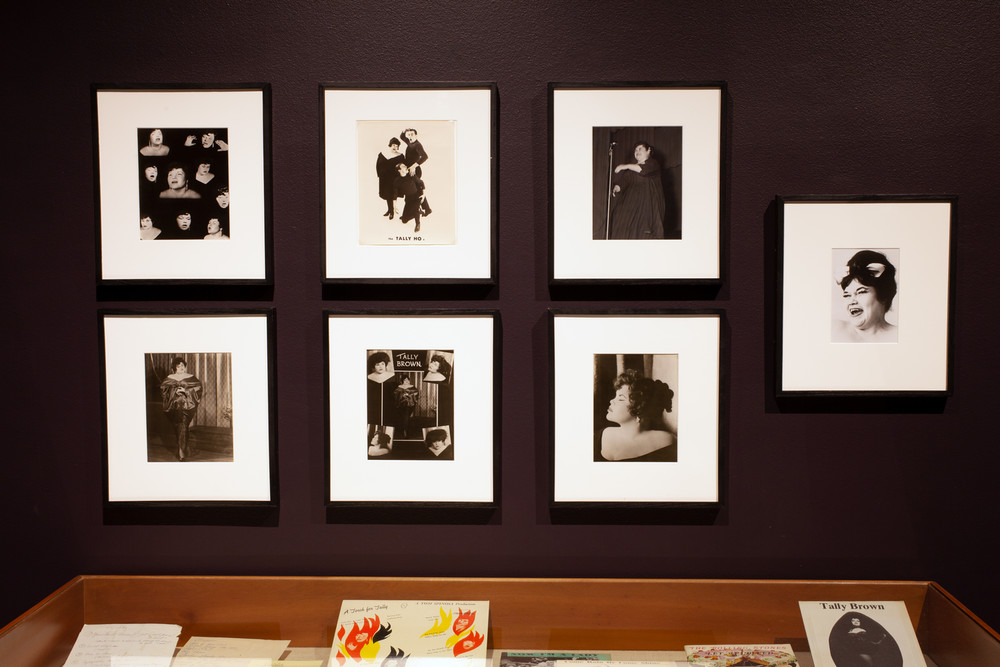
[[330, 600, 490, 667]]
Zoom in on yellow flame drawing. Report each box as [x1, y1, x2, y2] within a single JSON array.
[[421, 607, 453, 637]]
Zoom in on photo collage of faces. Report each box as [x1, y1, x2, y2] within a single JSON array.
[[137, 127, 231, 240], [366, 349, 454, 460]]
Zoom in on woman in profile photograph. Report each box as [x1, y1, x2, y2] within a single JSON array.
[[423, 353, 451, 383], [833, 249, 898, 343], [607, 141, 666, 239], [367, 425, 393, 458], [599, 368, 676, 462], [160, 356, 203, 461]]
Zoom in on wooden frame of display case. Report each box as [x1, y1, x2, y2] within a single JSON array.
[[1, 577, 997, 666]]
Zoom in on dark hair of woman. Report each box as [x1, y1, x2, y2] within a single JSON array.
[[430, 354, 451, 377], [614, 368, 674, 430], [367, 351, 391, 372], [170, 356, 187, 373], [425, 428, 448, 446], [839, 249, 897, 310]]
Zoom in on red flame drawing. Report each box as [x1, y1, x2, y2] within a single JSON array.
[[336, 615, 381, 664], [452, 609, 476, 635], [453, 630, 485, 656]]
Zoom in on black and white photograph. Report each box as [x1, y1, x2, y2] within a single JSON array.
[[551, 311, 721, 508], [94, 85, 271, 283], [777, 196, 954, 395], [136, 127, 231, 241], [593, 353, 678, 462], [592, 126, 682, 240], [365, 348, 455, 460], [550, 83, 724, 284], [326, 312, 498, 508], [144, 352, 233, 463], [831, 248, 900, 344], [101, 311, 276, 506], [799, 601, 928, 667], [322, 84, 496, 283], [358, 120, 456, 245], [828, 612, 904, 667]]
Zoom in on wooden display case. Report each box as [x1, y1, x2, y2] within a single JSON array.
[[1, 576, 997, 666]]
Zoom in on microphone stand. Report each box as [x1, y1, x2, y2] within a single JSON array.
[[605, 139, 616, 239]]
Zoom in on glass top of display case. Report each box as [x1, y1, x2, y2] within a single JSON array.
[[1, 576, 996, 666]]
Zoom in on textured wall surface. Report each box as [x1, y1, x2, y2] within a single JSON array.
[[2, 0, 998, 632]]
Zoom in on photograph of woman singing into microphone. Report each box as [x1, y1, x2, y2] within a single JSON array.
[[592, 126, 682, 241]]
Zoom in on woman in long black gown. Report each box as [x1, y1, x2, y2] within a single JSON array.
[[375, 137, 405, 218], [609, 141, 666, 239]]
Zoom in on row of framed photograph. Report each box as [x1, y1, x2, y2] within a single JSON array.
[[100, 291, 955, 521], [100, 310, 722, 521], [96, 82, 956, 289], [93, 81, 726, 285]]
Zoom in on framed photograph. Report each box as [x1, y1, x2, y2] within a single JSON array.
[[321, 83, 497, 285], [549, 82, 725, 285], [93, 84, 272, 284], [550, 311, 723, 515], [325, 311, 500, 519], [777, 195, 955, 396], [99, 310, 277, 521]]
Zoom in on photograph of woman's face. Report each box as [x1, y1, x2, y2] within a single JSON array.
[[606, 385, 632, 424], [841, 279, 886, 330], [831, 247, 899, 343], [593, 354, 678, 463], [167, 167, 187, 190]]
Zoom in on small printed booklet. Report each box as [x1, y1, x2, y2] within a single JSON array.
[[329, 600, 490, 667], [555, 661, 683, 667], [499, 651, 611, 667], [683, 644, 798, 666], [798, 600, 927, 666]]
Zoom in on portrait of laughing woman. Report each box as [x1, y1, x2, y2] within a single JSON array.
[[833, 249, 898, 343]]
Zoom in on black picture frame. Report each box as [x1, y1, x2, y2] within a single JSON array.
[[324, 310, 501, 523], [776, 194, 956, 398], [99, 309, 278, 525], [320, 83, 498, 289], [549, 309, 725, 523], [549, 82, 727, 291], [92, 84, 273, 288]]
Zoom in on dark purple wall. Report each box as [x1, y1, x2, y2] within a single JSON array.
[[4, 0, 999, 633]]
